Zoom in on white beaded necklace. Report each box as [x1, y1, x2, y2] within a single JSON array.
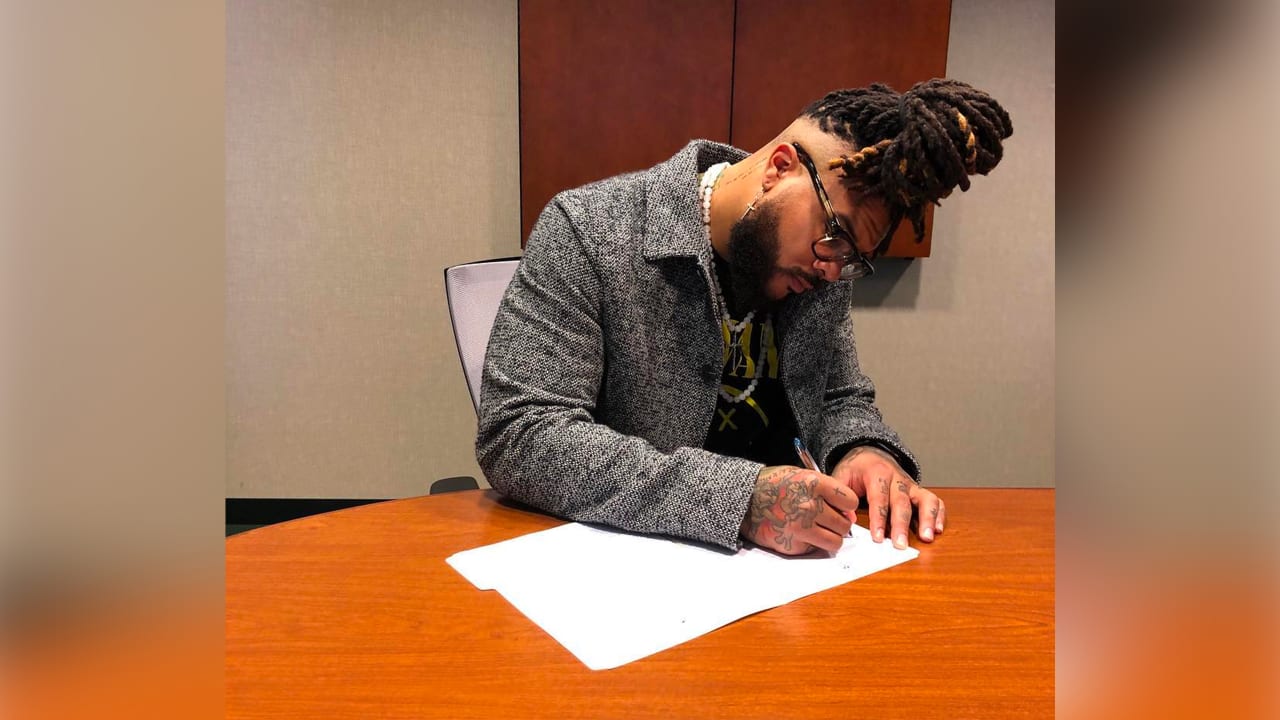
[[699, 162, 767, 405]]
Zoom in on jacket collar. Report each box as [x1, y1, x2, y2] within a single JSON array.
[[641, 140, 748, 262]]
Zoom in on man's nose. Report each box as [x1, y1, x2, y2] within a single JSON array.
[[813, 259, 842, 282]]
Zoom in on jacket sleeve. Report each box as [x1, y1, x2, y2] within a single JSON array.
[[474, 198, 760, 551], [813, 308, 923, 483]]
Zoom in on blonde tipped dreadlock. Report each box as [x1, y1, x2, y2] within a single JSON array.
[[803, 78, 1012, 250], [827, 138, 892, 175]]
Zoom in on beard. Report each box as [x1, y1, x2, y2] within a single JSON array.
[[726, 199, 783, 314]]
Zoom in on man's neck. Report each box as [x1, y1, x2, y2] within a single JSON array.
[[706, 157, 763, 259]]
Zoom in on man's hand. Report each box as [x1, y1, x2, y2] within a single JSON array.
[[740, 465, 859, 555], [830, 446, 945, 549]]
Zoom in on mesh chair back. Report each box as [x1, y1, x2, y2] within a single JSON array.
[[444, 258, 520, 413]]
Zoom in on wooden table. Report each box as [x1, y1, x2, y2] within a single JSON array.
[[227, 488, 1054, 719]]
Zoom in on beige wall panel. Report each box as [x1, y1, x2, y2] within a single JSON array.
[[228, 0, 519, 497], [851, 0, 1054, 487], [228, 0, 1051, 498]]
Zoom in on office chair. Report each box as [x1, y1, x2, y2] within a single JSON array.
[[444, 257, 521, 412], [431, 257, 521, 495]]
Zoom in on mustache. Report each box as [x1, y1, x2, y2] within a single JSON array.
[[786, 268, 829, 290]]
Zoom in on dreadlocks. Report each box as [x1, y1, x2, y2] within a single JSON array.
[[802, 78, 1013, 248]]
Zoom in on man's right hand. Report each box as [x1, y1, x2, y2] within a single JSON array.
[[740, 465, 858, 555]]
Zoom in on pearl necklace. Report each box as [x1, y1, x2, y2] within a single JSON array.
[[699, 162, 766, 405]]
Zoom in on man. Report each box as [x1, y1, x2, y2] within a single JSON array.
[[477, 79, 1012, 556]]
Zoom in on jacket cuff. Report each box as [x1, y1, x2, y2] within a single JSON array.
[[701, 455, 764, 551]]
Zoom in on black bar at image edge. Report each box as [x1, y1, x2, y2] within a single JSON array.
[[225, 498, 389, 526]]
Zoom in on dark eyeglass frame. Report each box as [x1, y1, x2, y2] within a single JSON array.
[[792, 142, 880, 280]]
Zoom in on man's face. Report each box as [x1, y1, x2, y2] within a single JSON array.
[[725, 197, 785, 313], [727, 171, 890, 311]]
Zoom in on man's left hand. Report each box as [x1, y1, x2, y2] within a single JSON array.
[[829, 445, 945, 549]]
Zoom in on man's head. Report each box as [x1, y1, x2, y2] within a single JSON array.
[[719, 78, 1013, 310]]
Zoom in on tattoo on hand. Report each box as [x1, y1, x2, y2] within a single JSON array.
[[896, 480, 909, 495], [747, 467, 823, 550]]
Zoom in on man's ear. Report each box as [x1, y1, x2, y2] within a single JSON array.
[[760, 143, 798, 192]]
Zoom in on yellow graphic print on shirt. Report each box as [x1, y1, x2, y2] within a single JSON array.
[[717, 315, 779, 429]]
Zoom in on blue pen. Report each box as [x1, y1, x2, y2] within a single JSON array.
[[796, 437, 856, 538], [793, 437, 820, 472]]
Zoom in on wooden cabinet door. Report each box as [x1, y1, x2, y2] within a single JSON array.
[[519, 0, 951, 256], [519, 0, 735, 242], [732, 0, 952, 257]]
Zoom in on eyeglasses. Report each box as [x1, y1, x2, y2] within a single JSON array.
[[792, 142, 877, 280]]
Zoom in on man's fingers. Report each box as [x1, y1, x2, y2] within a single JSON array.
[[936, 499, 946, 534], [818, 478, 860, 514], [752, 527, 812, 557], [800, 524, 845, 554], [889, 478, 914, 549], [868, 475, 891, 542], [816, 502, 852, 539], [844, 486, 859, 525], [916, 492, 942, 542]]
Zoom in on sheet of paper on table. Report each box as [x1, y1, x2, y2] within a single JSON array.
[[446, 521, 918, 670]]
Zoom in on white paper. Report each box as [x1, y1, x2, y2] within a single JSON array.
[[446, 522, 917, 670]]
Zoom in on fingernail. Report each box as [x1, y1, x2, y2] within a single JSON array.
[[921, 527, 934, 541], [874, 528, 884, 542], [894, 534, 906, 549]]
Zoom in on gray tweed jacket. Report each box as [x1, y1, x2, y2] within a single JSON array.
[[476, 140, 919, 551]]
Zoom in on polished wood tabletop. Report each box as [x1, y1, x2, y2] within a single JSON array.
[[227, 488, 1054, 719]]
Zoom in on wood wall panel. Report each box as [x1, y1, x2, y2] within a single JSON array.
[[518, 0, 736, 242], [731, 0, 952, 257]]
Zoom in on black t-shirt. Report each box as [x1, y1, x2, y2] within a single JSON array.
[[703, 251, 799, 467]]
